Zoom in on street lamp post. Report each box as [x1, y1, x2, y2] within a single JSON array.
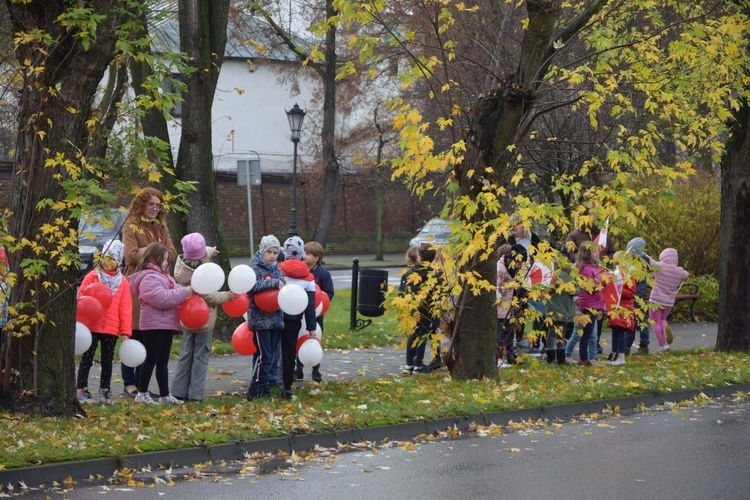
[[285, 103, 306, 238]]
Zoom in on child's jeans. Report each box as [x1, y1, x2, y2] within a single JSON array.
[[649, 303, 672, 347], [564, 324, 580, 358], [406, 326, 430, 367], [578, 314, 599, 363]]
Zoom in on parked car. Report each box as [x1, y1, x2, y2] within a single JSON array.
[[409, 218, 450, 247], [78, 208, 127, 275]]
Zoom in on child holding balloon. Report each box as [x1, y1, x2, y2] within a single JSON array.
[[128, 242, 193, 405], [172, 233, 237, 402], [296, 240, 333, 382], [278, 236, 318, 399], [76, 239, 132, 405], [246, 235, 286, 400]]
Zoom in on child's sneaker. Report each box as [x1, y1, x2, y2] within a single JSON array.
[[659, 344, 670, 353], [665, 326, 673, 345], [159, 394, 184, 405], [76, 389, 92, 404], [98, 389, 115, 405], [402, 365, 415, 374], [607, 354, 626, 366], [497, 358, 512, 369], [564, 357, 576, 365], [135, 392, 157, 404]]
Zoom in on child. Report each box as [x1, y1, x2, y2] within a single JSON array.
[[572, 241, 605, 366], [128, 242, 192, 404], [296, 241, 334, 382], [172, 233, 236, 402], [278, 237, 317, 399], [0, 247, 10, 342], [646, 248, 689, 353], [544, 257, 576, 365], [497, 244, 527, 368], [604, 252, 636, 366], [403, 244, 444, 374], [625, 237, 651, 355], [76, 240, 132, 404], [246, 235, 285, 400]]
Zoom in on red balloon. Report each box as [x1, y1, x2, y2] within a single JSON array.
[[83, 282, 113, 311], [222, 294, 250, 317], [314, 284, 325, 307], [232, 323, 256, 355], [179, 295, 210, 329], [296, 334, 318, 355], [76, 296, 104, 329], [319, 292, 330, 316], [254, 289, 280, 313]]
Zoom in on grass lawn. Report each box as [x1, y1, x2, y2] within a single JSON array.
[[5, 347, 750, 470]]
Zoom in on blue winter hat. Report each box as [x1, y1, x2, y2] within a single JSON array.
[[627, 237, 646, 254]]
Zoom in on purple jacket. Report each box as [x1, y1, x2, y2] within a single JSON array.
[[129, 268, 189, 331], [648, 248, 689, 307], [576, 263, 605, 312]]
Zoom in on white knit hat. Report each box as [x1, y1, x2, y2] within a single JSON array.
[[259, 235, 280, 256], [101, 239, 124, 265], [283, 236, 306, 260]]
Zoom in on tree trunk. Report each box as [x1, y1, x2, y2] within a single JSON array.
[[717, 104, 750, 352], [175, 0, 230, 268], [311, 0, 341, 247], [4, 0, 131, 415], [127, 10, 180, 236]]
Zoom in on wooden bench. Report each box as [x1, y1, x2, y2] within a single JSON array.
[[674, 283, 700, 322]]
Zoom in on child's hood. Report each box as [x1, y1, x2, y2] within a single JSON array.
[[658, 248, 679, 266], [279, 259, 313, 280]]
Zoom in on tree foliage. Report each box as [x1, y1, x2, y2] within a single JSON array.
[[332, 0, 750, 378]]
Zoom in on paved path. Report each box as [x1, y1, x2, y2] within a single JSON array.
[[87, 322, 719, 400]]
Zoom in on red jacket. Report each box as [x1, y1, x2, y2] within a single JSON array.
[[78, 269, 133, 337], [606, 278, 636, 332]]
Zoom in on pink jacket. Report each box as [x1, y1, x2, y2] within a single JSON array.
[[576, 263, 605, 312], [648, 248, 689, 307], [77, 269, 133, 337], [128, 268, 189, 331]]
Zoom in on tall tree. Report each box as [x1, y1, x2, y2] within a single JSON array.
[[175, 0, 231, 265], [3, 0, 142, 415]]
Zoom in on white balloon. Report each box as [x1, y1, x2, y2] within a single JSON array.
[[74, 322, 92, 355], [191, 262, 225, 294], [298, 322, 322, 340], [297, 339, 323, 366], [277, 284, 308, 315], [228, 265, 256, 294], [119, 339, 147, 368]]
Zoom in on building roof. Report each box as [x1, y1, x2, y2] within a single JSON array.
[[149, 1, 311, 63]]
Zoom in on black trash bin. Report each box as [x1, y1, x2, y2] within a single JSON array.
[[357, 269, 388, 317]]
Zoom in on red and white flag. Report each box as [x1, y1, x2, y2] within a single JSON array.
[[526, 261, 555, 288], [593, 217, 610, 253]]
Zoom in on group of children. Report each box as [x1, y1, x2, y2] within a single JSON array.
[[244, 235, 333, 400], [75, 229, 333, 405], [496, 236, 690, 368]]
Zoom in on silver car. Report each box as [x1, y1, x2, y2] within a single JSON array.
[[409, 218, 450, 247]]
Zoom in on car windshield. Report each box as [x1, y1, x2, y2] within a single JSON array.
[[420, 219, 448, 233], [79, 211, 121, 239]]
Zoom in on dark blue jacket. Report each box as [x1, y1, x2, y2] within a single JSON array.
[[246, 251, 285, 331]]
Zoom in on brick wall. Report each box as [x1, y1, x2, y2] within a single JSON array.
[[0, 163, 446, 255]]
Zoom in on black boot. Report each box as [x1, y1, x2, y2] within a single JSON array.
[[556, 348, 566, 365], [546, 349, 555, 364]]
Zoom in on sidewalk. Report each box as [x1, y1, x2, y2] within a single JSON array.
[[100, 321, 719, 401], [1, 321, 726, 489]]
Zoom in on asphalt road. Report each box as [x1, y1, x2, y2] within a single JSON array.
[[30, 396, 749, 499]]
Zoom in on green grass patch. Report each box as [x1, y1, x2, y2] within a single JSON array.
[[6, 348, 750, 469]]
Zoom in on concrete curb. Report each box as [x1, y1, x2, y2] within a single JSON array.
[[2, 382, 748, 489]]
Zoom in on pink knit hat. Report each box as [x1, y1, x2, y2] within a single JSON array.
[[181, 233, 207, 261]]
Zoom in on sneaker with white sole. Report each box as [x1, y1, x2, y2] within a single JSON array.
[[159, 394, 184, 405], [76, 389, 93, 404], [607, 353, 626, 366], [98, 389, 115, 405], [659, 344, 670, 353], [135, 392, 157, 404], [402, 365, 415, 374], [497, 359, 512, 369]]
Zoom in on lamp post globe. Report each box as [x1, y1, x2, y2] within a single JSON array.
[[285, 103, 306, 237]]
